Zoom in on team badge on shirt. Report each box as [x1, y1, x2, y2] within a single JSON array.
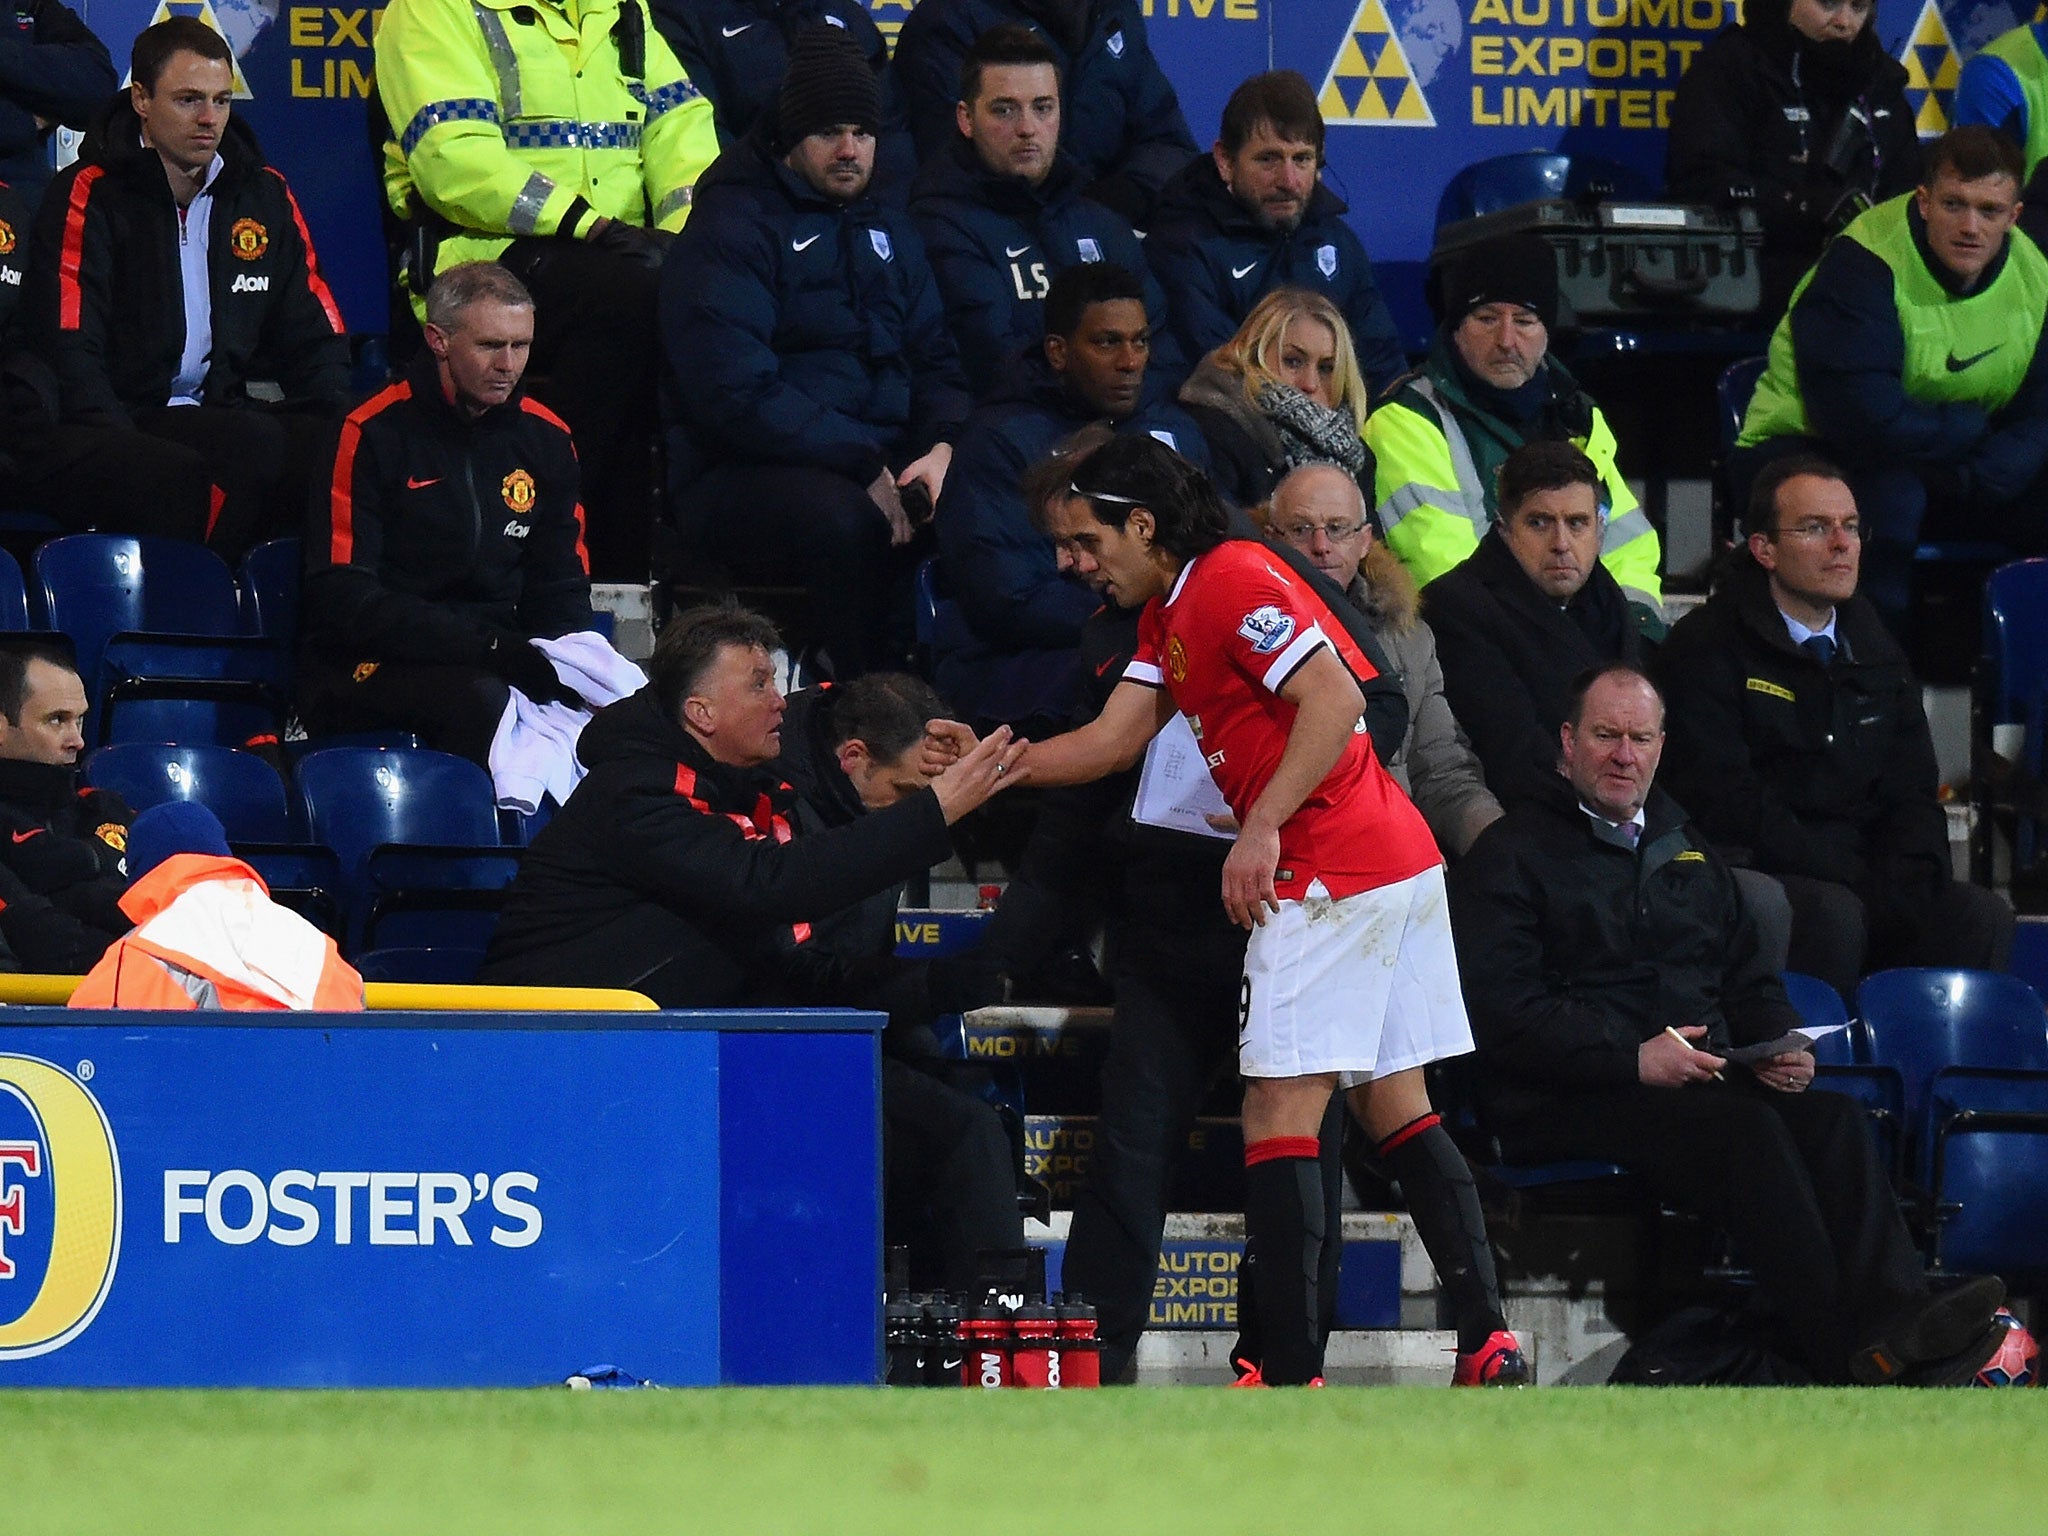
[[501, 468, 537, 513], [1237, 605, 1296, 654], [1076, 237, 1102, 263], [0, 219, 13, 256], [1317, 244, 1337, 278], [95, 823, 127, 853], [229, 218, 269, 261], [1167, 635, 1188, 683], [870, 229, 893, 262]]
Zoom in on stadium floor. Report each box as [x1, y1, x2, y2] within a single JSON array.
[[11, 1385, 2040, 1533]]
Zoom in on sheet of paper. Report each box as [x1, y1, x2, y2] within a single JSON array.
[[1131, 714, 1236, 842]]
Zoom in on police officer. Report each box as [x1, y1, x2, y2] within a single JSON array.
[[375, 0, 717, 578], [1732, 126, 2048, 632]]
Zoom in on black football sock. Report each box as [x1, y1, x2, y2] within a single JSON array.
[[1243, 1137, 1326, 1384], [1377, 1113, 1507, 1355]]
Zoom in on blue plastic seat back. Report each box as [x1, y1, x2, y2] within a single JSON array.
[[914, 558, 941, 648], [239, 538, 303, 642], [295, 747, 503, 884], [1857, 968, 2048, 1168], [1984, 559, 2048, 727], [1781, 972, 1856, 1062], [353, 946, 488, 985], [0, 545, 29, 632], [99, 695, 285, 752], [1924, 1070, 2048, 1276], [1717, 356, 1768, 469], [83, 743, 294, 843], [34, 535, 242, 684], [1434, 150, 1654, 229]]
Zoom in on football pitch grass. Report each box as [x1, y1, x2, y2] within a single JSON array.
[[9, 1385, 2041, 1534]]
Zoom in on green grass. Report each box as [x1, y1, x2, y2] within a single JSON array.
[[10, 1386, 2040, 1534]]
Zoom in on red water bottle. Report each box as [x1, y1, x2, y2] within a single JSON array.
[[1054, 1295, 1102, 1388], [959, 1297, 1013, 1388], [1008, 1303, 1059, 1388]]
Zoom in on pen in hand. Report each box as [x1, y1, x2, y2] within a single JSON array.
[[1664, 1024, 1724, 1081]]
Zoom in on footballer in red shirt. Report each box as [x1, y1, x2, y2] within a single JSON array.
[[1019, 435, 1494, 1386]]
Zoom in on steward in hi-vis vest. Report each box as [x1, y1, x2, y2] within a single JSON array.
[[1732, 126, 2048, 630]]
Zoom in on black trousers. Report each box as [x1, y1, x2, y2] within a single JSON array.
[[1061, 867, 1246, 1382], [299, 658, 510, 766], [675, 460, 908, 679], [1775, 872, 2014, 1001], [882, 1056, 1024, 1295], [29, 405, 332, 561], [498, 239, 660, 582], [1501, 1079, 1930, 1383]]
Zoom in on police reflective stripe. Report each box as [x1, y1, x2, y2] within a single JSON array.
[[472, 0, 524, 118], [629, 77, 703, 119], [507, 171, 555, 235], [400, 97, 502, 158], [1376, 479, 1464, 532], [653, 184, 693, 222], [1606, 505, 1653, 546], [1408, 378, 1491, 532], [502, 120, 643, 150]]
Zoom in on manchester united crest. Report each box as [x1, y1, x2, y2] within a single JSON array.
[[96, 822, 128, 853], [1167, 635, 1188, 684], [0, 219, 14, 256], [501, 468, 537, 513], [229, 218, 269, 261]]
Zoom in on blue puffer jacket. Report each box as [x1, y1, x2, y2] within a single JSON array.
[[909, 139, 1183, 397], [1146, 156, 1408, 397], [932, 351, 1207, 725], [645, 0, 916, 202], [894, 0, 1194, 222], [659, 126, 971, 496]]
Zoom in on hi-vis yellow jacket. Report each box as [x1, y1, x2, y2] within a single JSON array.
[[376, 0, 716, 272]]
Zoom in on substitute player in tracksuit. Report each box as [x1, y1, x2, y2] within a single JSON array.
[[1020, 434, 1517, 1386]]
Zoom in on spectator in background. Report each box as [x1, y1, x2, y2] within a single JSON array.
[[1732, 127, 2048, 636], [0, 0, 116, 219], [1177, 287, 1371, 511], [19, 19, 349, 559], [1954, 16, 2048, 246], [894, 0, 1195, 226], [933, 262, 1203, 734], [1367, 233, 1662, 615], [375, 0, 718, 579], [1666, 0, 1918, 321], [910, 23, 1179, 398], [0, 639, 133, 973], [69, 802, 364, 1011], [1654, 455, 2009, 998], [1148, 71, 1405, 398], [648, 2, 915, 202], [1261, 464, 1501, 856], [480, 605, 1026, 1291], [661, 28, 970, 679], [1451, 663, 2020, 1388], [303, 263, 638, 803]]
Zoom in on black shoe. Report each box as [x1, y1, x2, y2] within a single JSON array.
[[1851, 1275, 2006, 1384], [1897, 1323, 2009, 1388]]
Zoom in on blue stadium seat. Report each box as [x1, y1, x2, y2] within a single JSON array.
[[294, 747, 518, 952], [1924, 1067, 2048, 1279], [83, 743, 294, 842], [238, 537, 302, 642], [32, 535, 287, 745], [1715, 355, 1768, 532], [0, 545, 29, 632], [1782, 971, 1902, 1176], [1979, 560, 2048, 877], [1856, 968, 2048, 1184], [353, 946, 487, 985]]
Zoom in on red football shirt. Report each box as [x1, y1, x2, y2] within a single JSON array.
[[1126, 540, 1440, 900]]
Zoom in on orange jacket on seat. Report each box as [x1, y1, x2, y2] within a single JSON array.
[[69, 854, 364, 1011]]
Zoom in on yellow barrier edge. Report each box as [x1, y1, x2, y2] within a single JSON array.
[[0, 975, 657, 1012]]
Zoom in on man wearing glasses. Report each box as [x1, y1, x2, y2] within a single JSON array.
[[1655, 455, 2012, 996]]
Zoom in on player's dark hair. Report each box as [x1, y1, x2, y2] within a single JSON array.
[[1064, 433, 1230, 564], [1218, 70, 1323, 159], [827, 673, 949, 763], [1923, 125, 2024, 190], [959, 23, 1062, 107], [1496, 439, 1601, 521], [1043, 262, 1146, 341], [1563, 662, 1663, 732], [133, 17, 232, 92], [1022, 421, 1116, 531], [651, 600, 782, 721], [0, 637, 81, 727], [1746, 451, 1849, 538]]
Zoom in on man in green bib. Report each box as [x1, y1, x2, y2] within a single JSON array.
[[1732, 127, 2048, 632]]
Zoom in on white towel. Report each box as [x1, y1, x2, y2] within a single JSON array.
[[486, 631, 648, 814]]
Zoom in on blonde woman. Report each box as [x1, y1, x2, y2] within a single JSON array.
[[1176, 287, 1375, 511]]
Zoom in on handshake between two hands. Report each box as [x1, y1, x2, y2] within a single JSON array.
[[919, 719, 1029, 825]]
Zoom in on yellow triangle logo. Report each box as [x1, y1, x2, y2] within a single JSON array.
[[1318, 0, 1435, 128], [125, 1, 253, 99], [1895, 0, 1958, 141]]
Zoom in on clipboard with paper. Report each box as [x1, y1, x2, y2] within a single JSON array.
[[1131, 713, 1235, 842]]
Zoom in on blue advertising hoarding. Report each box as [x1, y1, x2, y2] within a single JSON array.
[[0, 1008, 882, 1387]]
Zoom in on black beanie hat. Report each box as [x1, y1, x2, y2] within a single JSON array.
[[778, 26, 882, 148], [1446, 232, 1560, 332]]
